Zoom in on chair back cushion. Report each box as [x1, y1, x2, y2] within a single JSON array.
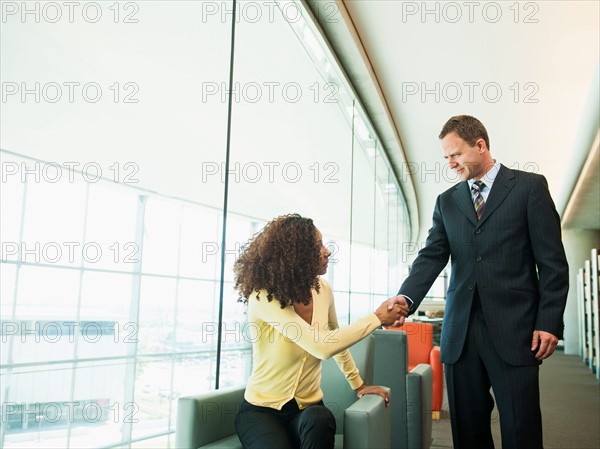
[[404, 322, 434, 369]]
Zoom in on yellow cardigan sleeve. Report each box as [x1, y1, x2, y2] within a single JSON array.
[[325, 284, 365, 390], [249, 289, 381, 360]]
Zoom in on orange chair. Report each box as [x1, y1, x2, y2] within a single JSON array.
[[388, 322, 444, 420]]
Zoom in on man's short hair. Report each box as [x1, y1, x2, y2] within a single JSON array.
[[439, 115, 490, 150]]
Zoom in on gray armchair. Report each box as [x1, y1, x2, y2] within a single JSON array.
[[176, 385, 244, 448], [372, 329, 433, 449], [320, 335, 391, 449], [176, 335, 392, 449]]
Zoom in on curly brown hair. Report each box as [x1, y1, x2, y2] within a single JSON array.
[[234, 214, 321, 308]]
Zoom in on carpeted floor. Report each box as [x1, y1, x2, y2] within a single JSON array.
[[430, 350, 600, 449]]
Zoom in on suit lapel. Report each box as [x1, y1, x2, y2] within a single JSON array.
[[452, 182, 478, 226], [478, 165, 516, 226]]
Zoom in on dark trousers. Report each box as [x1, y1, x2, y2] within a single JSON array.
[[234, 398, 336, 449], [444, 291, 543, 449]]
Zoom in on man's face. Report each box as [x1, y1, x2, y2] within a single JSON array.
[[441, 132, 488, 181], [315, 229, 331, 276]]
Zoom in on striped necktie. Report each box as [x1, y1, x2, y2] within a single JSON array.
[[471, 180, 486, 220]]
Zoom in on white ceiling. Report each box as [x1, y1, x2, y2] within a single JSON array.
[[0, 3, 396, 244], [2, 1, 597, 244], [315, 0, 599, 242]]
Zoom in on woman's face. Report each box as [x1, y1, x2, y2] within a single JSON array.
[[315, 229, 331, 275]]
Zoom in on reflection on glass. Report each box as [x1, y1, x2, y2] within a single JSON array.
[[178, 206, 220, 280], [68, 360, 129, 448], [2, 365, 73, 449], [176, 279, 218, 353], [0, 152, 24, 260], [131, 359, 173, 442], [21, 172, 87, 268], [80, 271, 132, 324], [84, 183, 139, 272], [142, 199, 181, 277], [137, 277, 177, 355], [0, 264, 17, 324], [16, 266, 80, 321]]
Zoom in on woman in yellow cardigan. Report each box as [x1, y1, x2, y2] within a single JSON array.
[[234, 214, 406, 449]]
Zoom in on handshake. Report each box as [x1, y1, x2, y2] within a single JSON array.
[[374, 295, 410, 328]]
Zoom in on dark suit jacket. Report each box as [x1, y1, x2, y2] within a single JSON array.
[[399, 165, 569, 366]]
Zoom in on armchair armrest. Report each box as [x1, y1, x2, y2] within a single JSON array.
[[343, 387, 391, 449], [407, 364, 432, 449], [176, 386, 244, 449], [429, 346, 443, 413]]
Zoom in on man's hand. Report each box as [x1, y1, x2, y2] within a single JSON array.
[[355, 383, 390, 407], [375, 301, 404, 326], [531, 330, 559, 361], [386, 295, 409, 328]]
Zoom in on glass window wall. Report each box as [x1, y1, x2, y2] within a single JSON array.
[[0, 2, 410, 447]]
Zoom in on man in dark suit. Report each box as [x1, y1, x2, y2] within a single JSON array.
[[390, 115, 569, 448]]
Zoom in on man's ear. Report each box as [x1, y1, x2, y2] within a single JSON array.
[[477, 138, 487, 153]]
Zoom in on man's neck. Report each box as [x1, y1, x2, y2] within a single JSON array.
[[474, 160, 497, 180]]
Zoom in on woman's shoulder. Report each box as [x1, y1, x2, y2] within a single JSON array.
[[247, 289, 288, 321], [318, 277, 331, 290], [317, 278, 334, 300]]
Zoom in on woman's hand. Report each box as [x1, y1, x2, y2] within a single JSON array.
[[374, 300, 407, 326], [355, 384, 390, 407]]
